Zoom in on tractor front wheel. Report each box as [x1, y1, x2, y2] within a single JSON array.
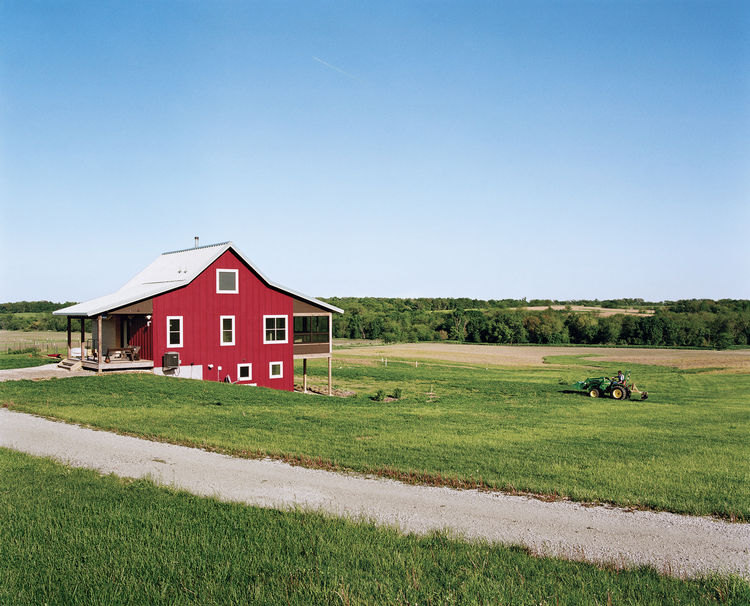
[[611, 386, 626, 400], [589, 388, 601, 398]]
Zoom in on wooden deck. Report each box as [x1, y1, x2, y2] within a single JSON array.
[[81, 359, 154, 371]]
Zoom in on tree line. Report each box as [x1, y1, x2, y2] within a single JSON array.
[[2, 299, 749, 349], [323, 298, 750, 349]]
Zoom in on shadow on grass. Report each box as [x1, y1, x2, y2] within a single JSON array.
[[558, 390, 591, 398]]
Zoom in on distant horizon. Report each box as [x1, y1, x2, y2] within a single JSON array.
[[3, 295, 749, 307]]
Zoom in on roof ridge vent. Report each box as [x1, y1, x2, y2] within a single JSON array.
[[162, 241, 231, 255]]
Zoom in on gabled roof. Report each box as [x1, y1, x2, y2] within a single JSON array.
[[54, 241, 343, 317]]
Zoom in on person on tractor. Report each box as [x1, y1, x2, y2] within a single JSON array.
[[616, 370, 625, 384]]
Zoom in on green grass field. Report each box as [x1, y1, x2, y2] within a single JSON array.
[[1, 352, 747, 519], [2, 448, 746, 605], [0, 351, 60, 370]]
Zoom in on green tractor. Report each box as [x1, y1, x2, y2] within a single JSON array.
[[572, 371, 648, 400]]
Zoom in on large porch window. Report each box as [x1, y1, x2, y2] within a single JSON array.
[[293, 316, 329, 344]]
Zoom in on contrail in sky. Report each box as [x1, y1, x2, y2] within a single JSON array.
[[312, 56, 364, 83]]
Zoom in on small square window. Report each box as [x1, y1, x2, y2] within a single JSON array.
[[216, 269, 238, 293], [237, 363, 252, 381], [269, 361, 283, 379]]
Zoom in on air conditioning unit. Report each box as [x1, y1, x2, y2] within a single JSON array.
[[162, 352, 180, 370]]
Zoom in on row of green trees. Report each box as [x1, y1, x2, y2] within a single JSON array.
[[2, 299, 749, 349], [324, 298, 750, 349], [0, 301, 76, 313], [0, 312, 70, 332], [325, 297, 750, 314]]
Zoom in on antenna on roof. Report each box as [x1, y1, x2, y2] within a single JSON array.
[[194, 236, 199, 248]]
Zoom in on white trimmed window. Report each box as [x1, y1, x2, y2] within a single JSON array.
[[167, 316, 183, 348], [237, 363, 252, 381], [269, 361, 283, 379], [263, 315, 288, 344], [220, 316, 235, 346], [216, 269, 239, 293]]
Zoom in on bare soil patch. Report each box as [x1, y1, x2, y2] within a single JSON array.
[[294, 383, 356, 397], [522, 305, 655, 317], [336, 342, 750, 372]]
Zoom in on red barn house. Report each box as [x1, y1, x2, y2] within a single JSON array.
[[54, 241, 343, 393]]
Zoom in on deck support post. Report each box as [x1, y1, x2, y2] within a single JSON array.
[[303, 359, 307, 393], [66, 317, 72, 359], [80, 318, 85, 360], [327, 356, 332, 396], [97, 315, 103, 375]]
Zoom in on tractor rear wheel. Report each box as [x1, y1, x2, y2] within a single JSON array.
[[611, 386, 626, 400], [589, 388, 600, 398]]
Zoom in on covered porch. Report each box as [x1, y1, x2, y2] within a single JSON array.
[[293, 300, 334, 395], [63, 299, 154, 373]]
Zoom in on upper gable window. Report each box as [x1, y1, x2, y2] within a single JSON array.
[[216, 269, 238, 293]]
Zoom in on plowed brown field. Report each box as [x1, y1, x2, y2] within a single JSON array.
[[335, 342, 750, 372]]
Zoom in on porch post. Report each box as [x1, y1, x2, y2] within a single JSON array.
[[328, 313, 332, 355], [327, 356, 332, 396], [66, 317, 71, 359], [303, 359, 307, 393], [80, 318, 85, 360], [97, 315, 103, 375], [327, 312, 333, 396]]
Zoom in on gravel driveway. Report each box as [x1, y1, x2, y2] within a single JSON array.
[[1, 409, 748, 580], [0, 363, 92, 381]]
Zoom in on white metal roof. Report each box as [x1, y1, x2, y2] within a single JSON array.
[[54, 242, 344, 317]]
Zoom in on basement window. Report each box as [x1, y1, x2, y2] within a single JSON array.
[[216, 269, 238, 293], [220, 316, 235, 346], [269, 361, 283, 379], [263, 315, 288, 344], [237, 363, 252, 381], [167, 316, 183, 348]]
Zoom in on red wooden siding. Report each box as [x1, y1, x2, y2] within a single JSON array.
[[127, 316, 152, 361], [151, 250, 295, 390]]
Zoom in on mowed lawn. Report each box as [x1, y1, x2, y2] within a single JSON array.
[[0, 353, 60, 370], [2, 448, 748, 605], [1, 351, 747, 519]]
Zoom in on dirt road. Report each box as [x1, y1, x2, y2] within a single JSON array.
[[1, 409, 747, 580]]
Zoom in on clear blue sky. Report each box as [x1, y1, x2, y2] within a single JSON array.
[[1, 1, 748, 302]]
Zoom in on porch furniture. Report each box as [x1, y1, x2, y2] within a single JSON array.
[[105, 346, 141, 362]]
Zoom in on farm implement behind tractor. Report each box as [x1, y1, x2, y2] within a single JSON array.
[[572, 371, 648, 400]]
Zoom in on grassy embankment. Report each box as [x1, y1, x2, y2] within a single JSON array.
[[1, 353, 747, 519], [1, 448, 747, 605]]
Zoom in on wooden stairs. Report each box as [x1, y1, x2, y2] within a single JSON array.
[[58, 358, 83, 371]]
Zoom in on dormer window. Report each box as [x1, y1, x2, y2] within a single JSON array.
[[216, 269, 238, 293]]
